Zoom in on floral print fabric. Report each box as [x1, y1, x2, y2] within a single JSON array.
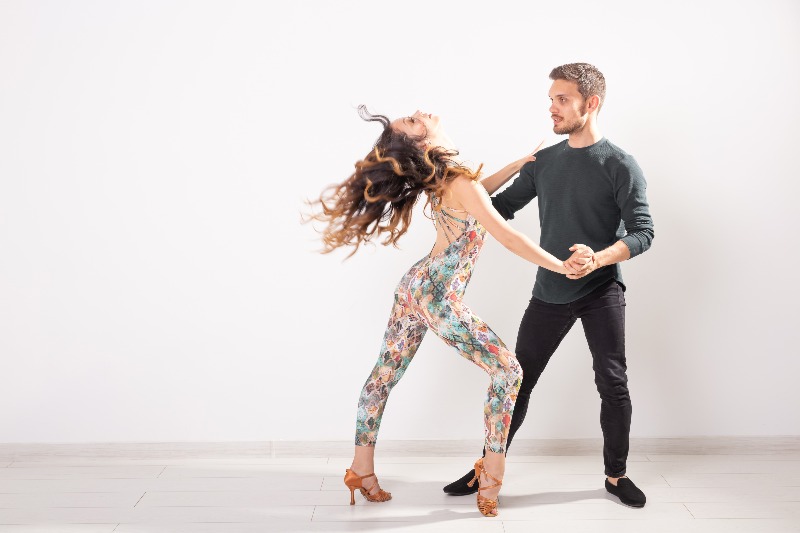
[[355, 213, 522, 453]]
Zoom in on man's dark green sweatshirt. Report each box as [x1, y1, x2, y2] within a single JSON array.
[[491, 137, 654, 304]]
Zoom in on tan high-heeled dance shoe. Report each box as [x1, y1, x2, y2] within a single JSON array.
[[466, 458, 502, 517], [343, 469, 392, 505]]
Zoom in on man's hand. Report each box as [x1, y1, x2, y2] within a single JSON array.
[[564, 244, 597, 280]]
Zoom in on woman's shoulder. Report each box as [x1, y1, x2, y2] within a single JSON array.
[[438, 181, 472, 211], [448, 174, 482, 191]]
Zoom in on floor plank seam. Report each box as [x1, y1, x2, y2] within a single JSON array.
[[133, 491, 146, 508], [683, 502, 696, 518], [156, 465, 167, 478], [311, 504, 317, 522]]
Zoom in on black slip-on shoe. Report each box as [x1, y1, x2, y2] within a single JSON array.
[[605, 477, 646, 508], [443, 468, 479, 495]]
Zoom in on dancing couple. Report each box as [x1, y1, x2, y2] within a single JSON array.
[[308, 63, 654, 517]]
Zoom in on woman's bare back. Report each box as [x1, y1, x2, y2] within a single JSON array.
[[428, 187, 472, 258]]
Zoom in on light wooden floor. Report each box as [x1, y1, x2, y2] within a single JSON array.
[[1, 439, 799, 532]]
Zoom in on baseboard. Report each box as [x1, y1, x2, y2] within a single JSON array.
[[1, 436, 798, 460]]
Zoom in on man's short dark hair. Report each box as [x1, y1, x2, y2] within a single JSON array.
[[550, 63, 606, 110]]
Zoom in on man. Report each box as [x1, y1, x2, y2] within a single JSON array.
[[444, 63, 654, 507]]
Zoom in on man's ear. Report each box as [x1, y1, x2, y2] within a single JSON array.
[[588, 94, 601, 112]]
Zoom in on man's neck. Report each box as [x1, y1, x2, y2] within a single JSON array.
[[567, 120, 603, 148]]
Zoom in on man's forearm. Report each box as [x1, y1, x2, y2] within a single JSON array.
[[594, 240, 632, 269]]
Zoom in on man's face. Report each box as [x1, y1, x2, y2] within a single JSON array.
[[548, 79, 589, 135]]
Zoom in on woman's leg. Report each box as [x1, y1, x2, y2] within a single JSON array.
[[351, 295, 427, 480], [419, 297, 522, 499]]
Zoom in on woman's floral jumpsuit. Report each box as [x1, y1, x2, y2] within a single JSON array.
[[355, 204, 522, 454]]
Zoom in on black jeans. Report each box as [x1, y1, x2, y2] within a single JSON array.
[[505, 279, 631, 477]]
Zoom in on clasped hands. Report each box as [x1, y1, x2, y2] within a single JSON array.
[[563, 244, 598, 280]]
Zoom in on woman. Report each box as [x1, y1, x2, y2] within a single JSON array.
[[308, 107, 585, 517]]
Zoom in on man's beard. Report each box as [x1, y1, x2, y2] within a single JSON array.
[[553, 116, 585, 134], [553, 104, 589, 135]]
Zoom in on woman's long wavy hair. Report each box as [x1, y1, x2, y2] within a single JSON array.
[[306, 106, 482, 257]]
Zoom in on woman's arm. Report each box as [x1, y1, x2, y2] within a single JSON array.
[[479, 141, 545, 195], [450, 177, 576, 274]]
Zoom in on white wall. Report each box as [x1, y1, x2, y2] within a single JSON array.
[[1, 0, 798, 443]]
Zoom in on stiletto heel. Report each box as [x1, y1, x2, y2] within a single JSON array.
[[466, 458, 502, 517], [344, 469, 392, 504]]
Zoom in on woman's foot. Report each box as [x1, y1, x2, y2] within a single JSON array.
[[344, 468, 392, 504], [467, 457, 504, 517], [346, 446, 391, 504]]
